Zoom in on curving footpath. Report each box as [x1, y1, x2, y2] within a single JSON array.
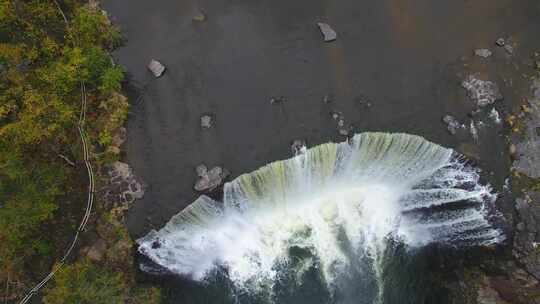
[[19, 83, 95, 304]]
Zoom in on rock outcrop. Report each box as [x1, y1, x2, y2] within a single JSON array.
[[462, 75, 503, 107], [512, 80, 540, 178], [147, 59, 166, 77], [101, 161, 145, 209], [510, 79, 540, 281], [317, 22, 337, 42], [194, 164, 229, 193], [513, 194, 540, 280]]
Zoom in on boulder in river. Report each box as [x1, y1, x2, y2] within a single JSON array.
[[489, 108, 502, 124], [495, 38, 506, 47], [442, 115, 463, 135], [330, 110, 342, 121], [504, 44, 514, 55], [194, 164, 230, 193], [270, 96, 286, 104], [317, 22, 337, 42], [148, 59, 166, 77], [462, 75, 503, 107], [475, 48, 492, 58], [323, 94, 333, 103], [200, 114, 213, 129], [291, 139, 306, 156]]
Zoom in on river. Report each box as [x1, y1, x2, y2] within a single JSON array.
[[101, 0, 540, 302]]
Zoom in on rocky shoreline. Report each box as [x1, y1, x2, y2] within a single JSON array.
[[445, 72, 540, 304]]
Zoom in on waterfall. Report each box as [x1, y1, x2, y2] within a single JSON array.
[[137, 132, 503, 302]]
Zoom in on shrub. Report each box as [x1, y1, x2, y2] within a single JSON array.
[[43, 260, 126, 304]]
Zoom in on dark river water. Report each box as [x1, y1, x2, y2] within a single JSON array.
[[101, 0, 540, 302]]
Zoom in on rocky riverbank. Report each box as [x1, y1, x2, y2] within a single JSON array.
[[444, 69, 540, 304]]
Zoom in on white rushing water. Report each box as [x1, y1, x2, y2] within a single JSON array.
[[137, 132, 503, 300]]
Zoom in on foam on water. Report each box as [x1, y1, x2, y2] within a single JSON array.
[[137, 132, 503, 300]]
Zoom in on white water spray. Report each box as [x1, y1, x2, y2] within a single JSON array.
[[137, 132, 503, 300]]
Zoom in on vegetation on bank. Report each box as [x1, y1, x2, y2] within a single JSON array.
[[0, 0, 158, 302], [42, 259, 161, 304]]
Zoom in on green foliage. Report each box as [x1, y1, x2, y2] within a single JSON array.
[[0, 158, 66, 273], [527, 177, 540, 193], [68, 7, 121, 48], [43, 260, 126, 304], [36, 47, 87, 96], [0, 0, 126, 290], [0, 0, 64, 47], [96, 93, 129, 146], [130, 287, 163, 304], [0, 89, 76, 145], [100, 65, 124, 94]]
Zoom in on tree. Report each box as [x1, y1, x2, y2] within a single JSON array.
[[43, 260, 126, 304], [0, 0, 126, 294]]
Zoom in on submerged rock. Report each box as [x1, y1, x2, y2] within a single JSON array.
[[489, 108, 502, 124], [148, 59, 166, 77], [270, 96, 286, 104], [442, 115, 463, 135], [200, 114, 213, 129], [329, 110, 353, 136], [330, 110, 342, 121], [462, 75, 503, 107], [495, 38, 506, 47], [323, 94, 333, 103], [504, 44, 514, 55], [196, 164, 208, 177], [317, 22, 337, 42], [194, 164, 229, 192], [192, 11, 206, 22], [354, 95, 373, 108], [475, 49, 492, 58], [291, 139, 306, 156]]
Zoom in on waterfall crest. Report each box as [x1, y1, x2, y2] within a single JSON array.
[[137, 132, 503, 298]]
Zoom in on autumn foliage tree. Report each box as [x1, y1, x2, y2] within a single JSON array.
[[0, 0, 126, 298]]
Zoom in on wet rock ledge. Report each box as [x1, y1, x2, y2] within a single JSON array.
[[450, 75, 540, 304]]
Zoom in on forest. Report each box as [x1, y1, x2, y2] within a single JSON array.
[[0, 0, 159, 302]]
